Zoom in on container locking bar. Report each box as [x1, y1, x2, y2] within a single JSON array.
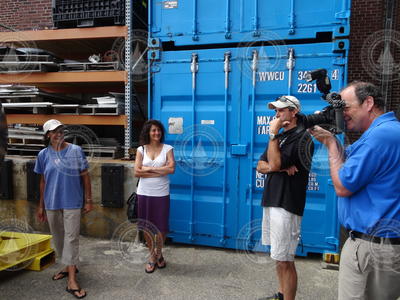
[[191, 53, 199, 89], [287, 48, 295, 95], [224, 52, 231, 88]]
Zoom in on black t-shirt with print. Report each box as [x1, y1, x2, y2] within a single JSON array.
[[260, 126, 314, 216]]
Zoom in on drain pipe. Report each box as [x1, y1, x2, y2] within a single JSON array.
[[381, 0, 396, 112]]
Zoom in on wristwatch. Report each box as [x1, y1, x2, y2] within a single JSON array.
[[270, 133, 277, 140]]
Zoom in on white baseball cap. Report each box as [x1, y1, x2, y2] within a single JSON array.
[[268, 95, 301, 111], [43, 119, 63, 135]]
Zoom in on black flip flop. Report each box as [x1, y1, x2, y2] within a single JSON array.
[[145, 261, 156, 273], [52, 269, 79, 280], [66, 287, 86, 299], [157, 256, 166, 269]]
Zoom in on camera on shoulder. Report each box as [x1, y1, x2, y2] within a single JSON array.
[[297, 68, 345, 134]]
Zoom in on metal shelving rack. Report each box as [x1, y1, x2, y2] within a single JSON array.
[[0, 24, 133, 158], [124, 0, 132, 158]]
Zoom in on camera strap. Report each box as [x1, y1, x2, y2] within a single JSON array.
[[277, 126, 305, 148]]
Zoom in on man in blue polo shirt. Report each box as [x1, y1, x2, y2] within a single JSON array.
[[310, 82, 400, 300]]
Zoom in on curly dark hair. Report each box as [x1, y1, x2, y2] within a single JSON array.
[[139, 119, 165, 145], [347, 81, 384, 110]]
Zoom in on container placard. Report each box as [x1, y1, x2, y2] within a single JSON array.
[[168, 117, 183, 134], [164, 1, 178, 9]]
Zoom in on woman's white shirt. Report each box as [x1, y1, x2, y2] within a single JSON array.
[[136, 144, 173, 197]]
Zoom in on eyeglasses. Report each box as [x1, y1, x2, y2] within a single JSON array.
[[49, 127, 65, 135], [276, 96, 298, 109]]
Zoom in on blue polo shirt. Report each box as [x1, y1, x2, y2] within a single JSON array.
[[34, 143, 89, 210], [338, 112, 400, 237]]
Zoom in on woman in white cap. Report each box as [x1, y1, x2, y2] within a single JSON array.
[[35, 119, 92, 299]]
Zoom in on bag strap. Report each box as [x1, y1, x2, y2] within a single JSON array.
[[136, 145, 144, 187]]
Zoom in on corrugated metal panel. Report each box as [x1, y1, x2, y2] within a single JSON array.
[[150, 41, 348, 255], [150, 0, 351, 46]]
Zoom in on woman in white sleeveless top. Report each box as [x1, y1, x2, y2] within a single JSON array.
[[134, 120, 175, 273]]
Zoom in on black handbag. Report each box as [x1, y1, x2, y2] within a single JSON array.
[[127, 178, 140, 223]]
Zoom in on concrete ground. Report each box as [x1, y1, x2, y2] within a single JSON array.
[[0, 232, 339, 300]]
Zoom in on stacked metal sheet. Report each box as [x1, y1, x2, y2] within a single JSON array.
[[0, 47, 60, 73], [0, 85, 125, 115]]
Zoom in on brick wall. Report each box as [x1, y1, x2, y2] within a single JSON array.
[[0, 0, 53, 32], [391, 0, 400, 113], [349, 0, 400, 113], [348, 0, 384, 85]]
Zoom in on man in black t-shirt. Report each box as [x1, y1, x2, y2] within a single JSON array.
[[256, 96, 314, 300]]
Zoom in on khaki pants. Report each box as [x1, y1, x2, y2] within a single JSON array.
[[338, 237, 400, 300], [46, 209, 81, 266]]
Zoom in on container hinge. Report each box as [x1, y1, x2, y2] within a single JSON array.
[[148, 49, 161, 62], [335, 10, 351, 20], [148, 37, 161, 49], [333, 57, 347, 66], [150, 64, 161, 73], [332, 40, 348, 52], [325, 237, 339, 247], [151, 27, 161, 33]]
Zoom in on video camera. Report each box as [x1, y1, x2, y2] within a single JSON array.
[[297, 69, 345, 134]]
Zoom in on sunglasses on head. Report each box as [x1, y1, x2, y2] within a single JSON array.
[[276, 96, 298, 109]]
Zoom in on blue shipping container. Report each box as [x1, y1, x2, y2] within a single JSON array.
[[149, 41, 348, 256], [149, 0, 351, 46]]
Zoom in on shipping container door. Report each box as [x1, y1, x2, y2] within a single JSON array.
[[239, 41, 348, 255], [151, 48, 243, 247]]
